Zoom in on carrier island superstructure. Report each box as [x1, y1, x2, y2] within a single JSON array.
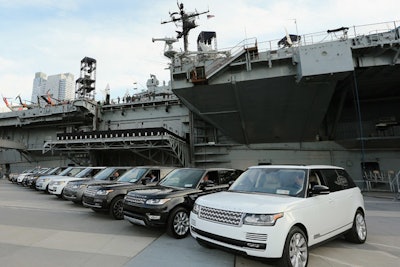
[[1, 5, 399, 188]]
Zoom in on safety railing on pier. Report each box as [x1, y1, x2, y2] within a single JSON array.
[[363, 169, 400, 196]]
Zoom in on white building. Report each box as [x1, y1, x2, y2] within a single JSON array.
[[31, 72, 47, 103], [31, 72, 75, 104]]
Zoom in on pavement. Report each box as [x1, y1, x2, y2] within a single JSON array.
[[1, 178, 399, 267]]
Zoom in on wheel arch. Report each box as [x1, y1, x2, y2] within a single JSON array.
[[291, 222, 309, 242]]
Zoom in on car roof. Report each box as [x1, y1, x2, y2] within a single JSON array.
[[248, 165, 344, 170]]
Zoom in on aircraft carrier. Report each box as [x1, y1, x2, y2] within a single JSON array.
[[1, 4, 399, 189]]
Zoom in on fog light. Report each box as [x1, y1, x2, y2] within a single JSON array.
[[147, 214, 161, 220], [246, 242, 266, 249]]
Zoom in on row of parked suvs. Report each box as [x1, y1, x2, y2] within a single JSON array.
[[9, 164, 367, 267]]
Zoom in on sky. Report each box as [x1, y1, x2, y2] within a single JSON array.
[[0, 0, 399, 108]]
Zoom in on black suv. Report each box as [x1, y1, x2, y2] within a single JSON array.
[[122, 168, 243, 239], [82, 166, 175, 219], [63, 167, 132, 204]]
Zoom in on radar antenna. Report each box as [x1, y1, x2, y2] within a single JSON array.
[[152, 37, 178, 58], [161, 2, 209, 52]]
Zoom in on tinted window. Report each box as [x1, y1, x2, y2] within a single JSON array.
[[219, 170, 242, 185], [320, 169, 355, 192]]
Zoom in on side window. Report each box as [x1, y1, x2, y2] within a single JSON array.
[[206, 171, 218, 184], [116, 168, 128, 177], [147, 170, 160, 182], [336, 169, 356, 189], [308, 171, 321, 187], [218, 170, 240, 185], [320, 169, 354, 192]]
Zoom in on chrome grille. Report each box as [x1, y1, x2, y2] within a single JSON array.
[[246, 232, 268, 241], [199, 206, 243, 226], [125, 194, 146, 205]]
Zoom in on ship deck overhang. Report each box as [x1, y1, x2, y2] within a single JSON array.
[[42, 128, 189, 166]]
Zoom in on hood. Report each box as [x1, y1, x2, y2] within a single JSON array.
[[195, 191, 306, 214], [38, 175, 68, 181], [95, 182, 134, 190], [127, 185, 199, 198], [53, 177, 88, 183]]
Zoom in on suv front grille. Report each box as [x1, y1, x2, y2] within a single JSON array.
[[125, 194, 146, 205], [199, 206, 243, 226]]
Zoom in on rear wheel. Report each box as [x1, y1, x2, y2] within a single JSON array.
[[279, 226, 308, 267], [109, 196, 124, 220], [167, 207, 190, 239], [345, 210, 367, 243]]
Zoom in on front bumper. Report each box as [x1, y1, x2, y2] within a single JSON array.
[[48, 184, 64, 195], [36, 181, 50, 191], [82, 195, 109, 210], [190, 212, 286, 259]]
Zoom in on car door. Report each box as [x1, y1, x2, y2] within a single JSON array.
[[302, 170, 336, 245], [319, 169, 350, 232]]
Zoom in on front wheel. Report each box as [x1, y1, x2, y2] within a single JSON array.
[[167, 207, 190, 239], [109, 196, 124, 220], [345, 210, 367, 243], [279, 226, 308, 267]]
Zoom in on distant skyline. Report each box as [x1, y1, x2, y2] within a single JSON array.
[[1, 0, 399, 107]]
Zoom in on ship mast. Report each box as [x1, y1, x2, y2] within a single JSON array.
[[161, 2, 209, 52]]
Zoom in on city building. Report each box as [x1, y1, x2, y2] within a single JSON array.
[[31, 72, 75, 104]]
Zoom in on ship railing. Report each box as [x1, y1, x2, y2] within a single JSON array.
[[190, 20, 400, 79], [222, 20, 400, 56], [203, 37, 257, 78]]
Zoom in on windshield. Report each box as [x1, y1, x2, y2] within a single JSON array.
[[117, 168, 147, 183], [58, 167, 74, 176], [93, 168, 115, 180], [229, 168, 306, 197], [75, 168, 95, 178], [159, 169, 204, 189]]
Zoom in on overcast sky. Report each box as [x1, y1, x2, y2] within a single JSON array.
[[0, 0, 399, 108]]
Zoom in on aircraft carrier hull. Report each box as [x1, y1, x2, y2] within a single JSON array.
[[173, 74, 340, 144]]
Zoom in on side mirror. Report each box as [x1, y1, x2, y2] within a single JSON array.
[[311, 185, 330, 195], [200, 180, 215, 189], [141, 177, 150, 185]]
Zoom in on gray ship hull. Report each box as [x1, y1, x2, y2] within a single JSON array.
[[173, 74, 339, 144]]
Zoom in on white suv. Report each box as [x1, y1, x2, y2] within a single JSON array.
[[190, 165, 367, 267]]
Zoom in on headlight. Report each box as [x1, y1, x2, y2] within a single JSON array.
[[52, 181, 66, 186], [145, 198, 170, 205], [44, 178, 51, 182], [96, 189, 114, 195], [243, 213, 283, 226], [79, 184, 87, 189], [192, 203, 199, 215]]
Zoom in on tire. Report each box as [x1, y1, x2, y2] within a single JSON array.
[[109, 196, 124, 220], [345, 210, 367, 243], [167, 207, 190, 239], [279, 226, 308, 267]]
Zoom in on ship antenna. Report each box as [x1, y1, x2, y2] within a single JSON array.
[[161, 2, 209, 52]]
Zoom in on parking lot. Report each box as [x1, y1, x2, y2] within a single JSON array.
[[0, 178, 399, 267]]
